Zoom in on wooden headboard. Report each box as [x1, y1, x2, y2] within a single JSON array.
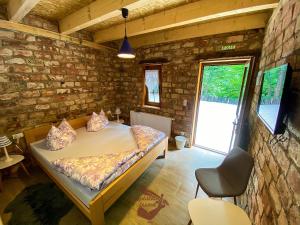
[[23, 116, 90, 151]]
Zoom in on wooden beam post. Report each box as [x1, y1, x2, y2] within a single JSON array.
[[59, 0, 146, 35], [94, 0, 278, 43], [7, 0, 40, 22], [128, 12, 271, 48], [0, 19, 116, 51]]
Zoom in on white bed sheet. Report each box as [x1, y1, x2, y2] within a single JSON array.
[[30, 122, 138, 207]]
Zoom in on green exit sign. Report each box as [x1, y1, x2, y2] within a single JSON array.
[[221, 45, 236, 51]]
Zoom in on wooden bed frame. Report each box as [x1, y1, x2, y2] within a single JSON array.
[[23, 116, 168, 225]]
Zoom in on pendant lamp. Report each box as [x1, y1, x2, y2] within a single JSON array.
[[118, 8, 135, 59]]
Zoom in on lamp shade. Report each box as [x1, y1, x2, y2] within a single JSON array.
[[0, 136, 12, 148], [117, 36, 135, 59], [115, 107, 121, 115]]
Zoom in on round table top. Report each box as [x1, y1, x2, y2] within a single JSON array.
[[0, 155, 24, 170], [188, 198, 251, 225]]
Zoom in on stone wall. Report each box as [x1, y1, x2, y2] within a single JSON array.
[[0, 29, 119, 135], [116, 29, 265, 144], [239, 0, 300, 225]]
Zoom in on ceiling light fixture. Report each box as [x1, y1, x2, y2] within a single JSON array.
[[118, 8, 135, 59]]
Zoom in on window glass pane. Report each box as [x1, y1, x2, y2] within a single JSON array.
[[145, 69, 160, 103]]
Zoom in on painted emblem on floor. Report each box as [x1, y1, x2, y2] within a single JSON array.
[[137, 188, 169, 221]]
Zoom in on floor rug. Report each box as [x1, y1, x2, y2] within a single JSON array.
[[1, 148, 224, 225], [4, 183, 73, 225]]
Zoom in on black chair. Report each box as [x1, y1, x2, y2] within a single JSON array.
[[194, 147, 254, 204]]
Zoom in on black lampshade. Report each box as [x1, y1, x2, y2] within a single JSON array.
[[118, 36, 135, 59], [118, 8, 135, 59]]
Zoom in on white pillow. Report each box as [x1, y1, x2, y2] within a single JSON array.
[[58, 119, 77, 144], [87, 112, 108, 132], [46, 126, 68, 151]]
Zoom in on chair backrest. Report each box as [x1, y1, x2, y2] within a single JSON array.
[[219, 147, 254, 194]]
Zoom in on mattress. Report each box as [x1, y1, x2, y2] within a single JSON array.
[[30, 122, 138, 207]]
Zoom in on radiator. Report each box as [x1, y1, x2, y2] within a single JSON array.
[[130, 111, 172, 137]]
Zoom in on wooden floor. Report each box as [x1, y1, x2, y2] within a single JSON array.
[[0, 147, 225, 225]]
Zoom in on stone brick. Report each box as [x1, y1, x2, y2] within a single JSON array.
[[288, 136, 300, 167], [0, 48, 13, 56], [0, 30, 14, 39], [61, 82, 74, 88], [41, 90, 55, 96], [14, 65, 32, 73], [38, 97, 52, 104], [0, 75, 9, 82], [282, 36, 295, 57], [288, 205, 300, 225], [21, 90, 40, 98], [5, 58, 26, 64], [182, 42, 195, 47], [0, 92, 19, 100], [26, 36, 36, 42], [30, 112, 45, 118], [277, 146, 290, 175], [57, 89, 71, 94], [27, 82, 45, 89], [70, 105, 79, 111], [269, 182, 281, 214], [0, 65, 9, 73], [24, 44, 41, 51], [19, 98, 36, 106], [35, 104, 50, 110], [14, 49, 33, 57], [286, 164, 300, 204], [276, 175, 292, 208], [262, 164, 272, 185], [44, 60, 60, 66], [226, 35, 244, 43], [284, 21, 295, 41], [277, 209, 288, 225], [33, 66, 50, 74]]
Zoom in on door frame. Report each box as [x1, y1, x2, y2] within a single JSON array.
[[191, 56, 255, 154]]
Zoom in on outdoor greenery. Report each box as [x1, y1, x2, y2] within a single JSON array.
[[201, 64, 246, 103], [260, 64, 287, 104]]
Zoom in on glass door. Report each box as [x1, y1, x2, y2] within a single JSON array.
[[193, 58, 253, 154]]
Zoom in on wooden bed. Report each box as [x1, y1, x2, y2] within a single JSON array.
[[23, 116, 168, 225]]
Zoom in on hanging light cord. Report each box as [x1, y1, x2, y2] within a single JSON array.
[[124, 17, 127, 37]]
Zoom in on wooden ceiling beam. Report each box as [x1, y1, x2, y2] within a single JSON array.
[[7, 0, 40, 22], [0, 19, 116, 51], [59, 0, 146, 35], [94, 0, 278, 43], [128, 12, 271, 48]]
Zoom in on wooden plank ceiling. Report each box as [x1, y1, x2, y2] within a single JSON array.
[[0, 0, 279, 49]]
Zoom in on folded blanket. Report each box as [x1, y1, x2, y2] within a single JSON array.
[[52, 151, 138, 190], [52, 125, 166, 190], [131, 125, 166, 154]]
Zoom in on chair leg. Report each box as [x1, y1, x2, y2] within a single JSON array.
[[20, 162, 30, 176], [195, 183, 199, 198], [234, 196, 237, 205]]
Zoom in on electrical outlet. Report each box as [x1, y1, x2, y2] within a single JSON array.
[[12, 132, 24, 139]]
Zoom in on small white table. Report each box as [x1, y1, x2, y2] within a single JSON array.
[[113, 119, 125, 124], [188, 198, 251, 225], [0, 155, 30, 191]]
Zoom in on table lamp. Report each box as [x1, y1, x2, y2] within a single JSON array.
[[0, 136, 12, 162], [115, 107, 121, 123]]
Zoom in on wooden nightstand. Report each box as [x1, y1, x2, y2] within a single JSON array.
[[0, 155, 30, 191]]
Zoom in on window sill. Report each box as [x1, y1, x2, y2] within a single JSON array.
[[142, 105, 161, 110]]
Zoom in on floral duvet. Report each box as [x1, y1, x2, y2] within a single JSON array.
[[52, 125, 166, 190]]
